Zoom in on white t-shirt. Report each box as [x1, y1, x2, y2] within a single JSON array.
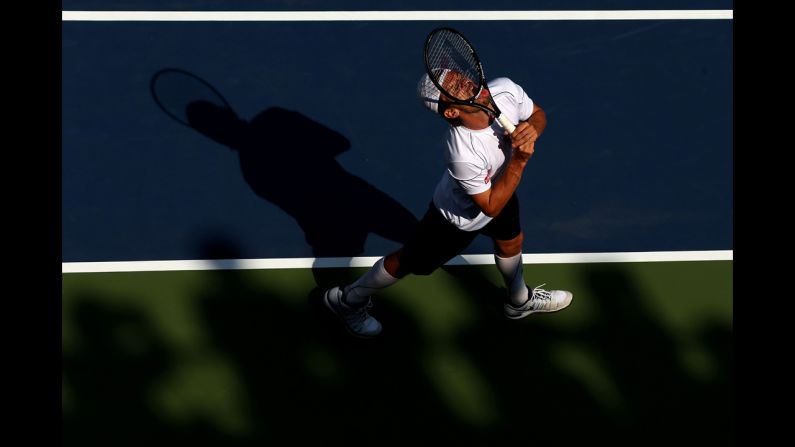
[[432, 77, 535, 231]]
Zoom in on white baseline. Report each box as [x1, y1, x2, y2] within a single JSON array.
[[62, 250, 733, 273], [62, 10, 733, 22]]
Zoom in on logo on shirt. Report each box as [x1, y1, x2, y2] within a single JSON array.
[[484, 169, 492, 184]]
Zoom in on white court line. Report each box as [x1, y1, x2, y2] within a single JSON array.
[[62, 250, 733, 273], [62, 10, 733, 22]]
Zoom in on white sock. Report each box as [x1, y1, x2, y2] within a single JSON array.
[[343, 257, 399, 306], [495, 253, 529, 306]]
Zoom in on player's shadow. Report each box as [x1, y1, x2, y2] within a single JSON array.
[[150, 68, 418, 288], [186, 101, 418, 256]]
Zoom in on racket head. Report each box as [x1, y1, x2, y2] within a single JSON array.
[[423, 27, 503, 118], [424, 28, 485, 101]]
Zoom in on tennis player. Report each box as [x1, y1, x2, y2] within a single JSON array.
[[324, 71, 573, 338]]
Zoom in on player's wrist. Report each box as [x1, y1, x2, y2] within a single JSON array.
[[511, 153, 530, 166]]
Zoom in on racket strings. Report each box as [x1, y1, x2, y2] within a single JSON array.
[[426, 30, 481, 100]]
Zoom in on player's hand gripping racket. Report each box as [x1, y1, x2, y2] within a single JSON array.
[[424, 27, 516, 133]]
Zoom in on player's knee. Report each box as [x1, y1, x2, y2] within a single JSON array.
[[494, 233, 523, 257], [390, 249, 438, 278], [396, 251, 440, 276], [385, 250, 410, 279]]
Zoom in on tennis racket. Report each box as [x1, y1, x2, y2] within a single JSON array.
[[423, 27, 516, 133]]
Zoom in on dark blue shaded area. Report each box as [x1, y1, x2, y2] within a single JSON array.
[[62, 20, 732, 262], [62, 0, 734, 12]]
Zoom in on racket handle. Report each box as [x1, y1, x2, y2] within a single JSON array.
[[497, 114, 516, 133]]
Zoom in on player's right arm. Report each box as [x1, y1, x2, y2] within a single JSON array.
[[468, 140, 533, 217], [470, 97, 543, 217]]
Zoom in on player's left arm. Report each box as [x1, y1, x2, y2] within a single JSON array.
[[508, 104, 547, 149]]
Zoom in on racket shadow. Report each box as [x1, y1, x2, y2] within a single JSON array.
[[150, 69, 419, 279]]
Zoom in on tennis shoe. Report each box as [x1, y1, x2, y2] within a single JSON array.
[[504, 284, 573, 319], [324, 286, 382, 338]]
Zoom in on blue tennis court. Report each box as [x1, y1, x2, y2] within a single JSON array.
[[62, 2, 732, 263]]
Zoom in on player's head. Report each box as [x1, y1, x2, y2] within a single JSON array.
[[417, 69, 493, 126], [417, 70, 490, 122]]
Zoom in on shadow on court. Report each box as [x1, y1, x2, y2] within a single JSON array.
[[571, 264, 732, 444], [64, 238, 731, 445], [150, 68, 418, 278], [62, 298, 234, 446], [435, 263, 732, 444]]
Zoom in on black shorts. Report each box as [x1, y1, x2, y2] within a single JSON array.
[[398, 194, 521, 275]]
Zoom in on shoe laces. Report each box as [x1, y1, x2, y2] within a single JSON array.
[[530, 283, 552, 301], [343, 298, 374, 326]]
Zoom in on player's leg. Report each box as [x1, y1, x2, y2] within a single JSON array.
[[340, 202, 471, 306], [481, 194, 530, 305], [493, 232, 530, 306], [324, 201, 474, 337], [482, 194, 573, 319]]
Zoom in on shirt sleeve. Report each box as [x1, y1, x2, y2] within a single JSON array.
[[448, 161, 491, 195], [514, 82, 534, 122], [490, 77, 535, 122]]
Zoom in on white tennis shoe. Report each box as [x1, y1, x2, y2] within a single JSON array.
[[324, 286, 382, 338], [504, 284, 573, 319]]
